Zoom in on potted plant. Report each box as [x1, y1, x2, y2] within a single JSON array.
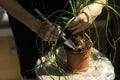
[[33, 0, 94, 73], [63, 33, 93, 72]]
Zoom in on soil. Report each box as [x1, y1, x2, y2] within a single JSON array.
[[64, 36, 92, 53]]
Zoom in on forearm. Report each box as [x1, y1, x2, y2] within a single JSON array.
[[94, 0, 108, 7], [0, 0, 39, 28], [80, 0, 108, 16]]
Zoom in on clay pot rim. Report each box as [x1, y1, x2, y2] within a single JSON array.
[[65, 46, 92, 55]]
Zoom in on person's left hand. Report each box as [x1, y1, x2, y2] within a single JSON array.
[[68, 3, 104, 34]]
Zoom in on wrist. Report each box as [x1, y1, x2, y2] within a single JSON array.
[[94, 0, 107, 6], [80, 3, 103, 17]]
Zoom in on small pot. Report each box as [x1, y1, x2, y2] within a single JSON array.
[[64, 36, 92, 72], [65, 47, 92, 72]]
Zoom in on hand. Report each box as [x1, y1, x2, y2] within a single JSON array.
[[38, 21, 61, 41], [27, 18, 61, 41], [68, 3, 104, 34]]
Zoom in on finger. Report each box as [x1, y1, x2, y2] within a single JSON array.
[[68, 21, 85, 30], [68, 20, 79, 27], [48, 28, 59, 41], [57, 25, 61, 30], [68, 14, 90, 33], [61, 32, 66, 36], [43, 26, 55, 41], [69, 13, 86, 27], [43, 31, 51, 41], [57, 25, 62, 34], [72, 24, 90, 34]]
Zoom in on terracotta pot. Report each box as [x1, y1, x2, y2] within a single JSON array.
[[65, 47, 92, 73]]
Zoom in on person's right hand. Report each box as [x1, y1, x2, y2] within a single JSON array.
[[27, 18, 60, 41]]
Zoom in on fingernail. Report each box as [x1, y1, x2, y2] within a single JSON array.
[[68, 28, 71, 30], [72, 32, 75, 34]]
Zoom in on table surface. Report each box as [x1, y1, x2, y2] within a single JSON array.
[[35, 47, 115, 80]]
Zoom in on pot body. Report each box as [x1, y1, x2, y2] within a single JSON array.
[[65, 47, 92, 72]]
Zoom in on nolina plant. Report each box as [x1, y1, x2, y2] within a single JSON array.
[[25, 0, 120, 79]]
